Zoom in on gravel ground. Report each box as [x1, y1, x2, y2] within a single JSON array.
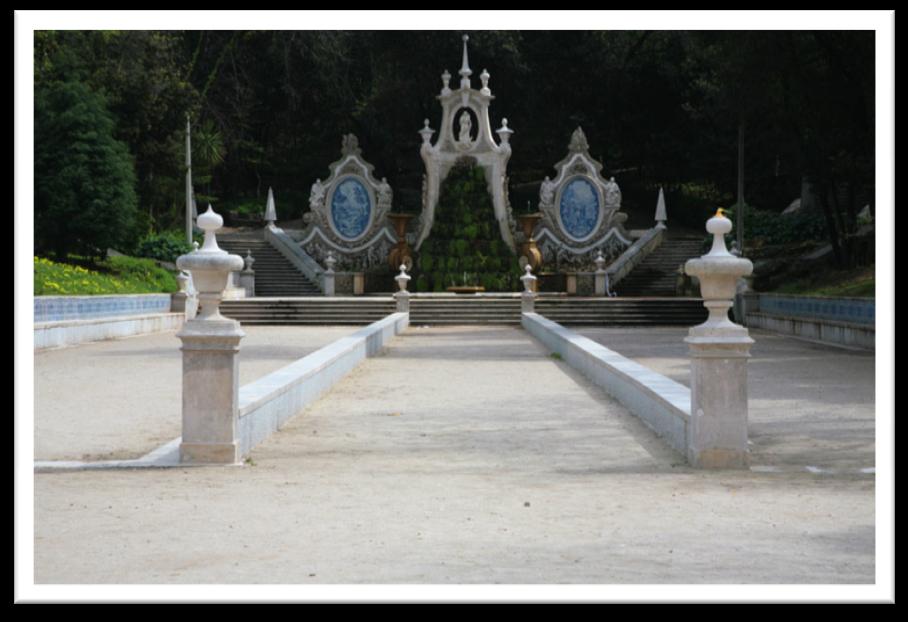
[[33, 325, 875, 585], [34, 326, 358, 461]]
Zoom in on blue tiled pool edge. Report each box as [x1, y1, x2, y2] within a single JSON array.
[[754, 294, 874, 326], [35, 294, 172, 323]]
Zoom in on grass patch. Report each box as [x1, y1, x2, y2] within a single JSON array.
[[34, 255, 178, 295], [549, 352, 563, 360], [771, 265, 874, 298]]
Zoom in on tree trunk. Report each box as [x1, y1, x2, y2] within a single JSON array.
[[817, 183, 844, 268]]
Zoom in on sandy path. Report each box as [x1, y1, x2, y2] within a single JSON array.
[[34, 326, 874, 584]]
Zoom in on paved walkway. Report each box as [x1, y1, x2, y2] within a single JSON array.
[[33, 325, 874, 584]]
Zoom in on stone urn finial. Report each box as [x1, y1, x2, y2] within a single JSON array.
[[594, 250, 606, 273], [325, 250, 337, 273], [419, 119, 435, 145], [244, 250, 255, 272], [520, 264, 536, 293], [684, 208, 753, 331], [395, 263, 411, 292], [176, 205, 244, 321], [197, 205, 226, 254]]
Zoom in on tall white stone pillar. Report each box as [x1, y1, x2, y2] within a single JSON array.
[[684, 209, 754, 468], [176, 206, 246, 464]]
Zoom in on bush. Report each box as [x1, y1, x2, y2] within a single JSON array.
[[740, 206, 828, 245], [134, 231, 193, 263]]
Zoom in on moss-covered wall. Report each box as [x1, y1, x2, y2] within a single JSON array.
[[414, 162, 520, 292]]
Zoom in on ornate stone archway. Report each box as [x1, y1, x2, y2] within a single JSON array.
[[415, 35, 517, 253]]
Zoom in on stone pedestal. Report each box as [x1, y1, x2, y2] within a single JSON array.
[[394, 264, 411, 312], [566, 273, 577, 295], [177, 319, 245, 464], [323, 252, 336, 297], [353, 272, 365, 295], [684, 209, 754, 469], [520, 265, 537, 313], [175, 205, 246, 465], [239, 270, 255, 298], [593, 251, 609, 297]]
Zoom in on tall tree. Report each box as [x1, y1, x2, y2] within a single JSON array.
[[35, 79, 139, 259]]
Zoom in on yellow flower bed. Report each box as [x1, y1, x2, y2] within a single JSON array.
[[34, 256, 177, 295]]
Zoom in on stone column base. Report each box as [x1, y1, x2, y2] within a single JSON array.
[[180, 441, 240, 465], [394, 291, 410, 312], [521, 292, 535, 313]]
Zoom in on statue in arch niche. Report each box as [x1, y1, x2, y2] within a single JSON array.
[[457, 110, 473, 145]]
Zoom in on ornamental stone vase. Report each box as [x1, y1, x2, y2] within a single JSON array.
[[387, 212, 415, 271], [517, 212, 544, 272]]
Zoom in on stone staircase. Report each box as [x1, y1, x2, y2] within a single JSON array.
[[220, 295, 707, 327], [218, 233, 321, 297], [616, 236, 705, 297], [535, 297, 707, 326], [221, 297, 395, 325], [410, 296, 523, 325]]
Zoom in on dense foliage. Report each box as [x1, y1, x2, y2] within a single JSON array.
[[34, 79, 140, 259], [415, 163, 521, 292], [133, 231, 194, 264], [34, 255, 178, 295], [34, 30, 875, 267]]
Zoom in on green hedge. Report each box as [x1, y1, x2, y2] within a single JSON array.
[[415, 163, 520, 292]]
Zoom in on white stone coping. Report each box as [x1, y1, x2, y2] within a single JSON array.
[[606, 225, 665, 286], [236, 312, 409, 456], [264, 224, 325, 289], [36, 313, 410, 472], [522, 312, 690, 455], [34, 438, 183, 472], [34, 312, 185, 351]]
